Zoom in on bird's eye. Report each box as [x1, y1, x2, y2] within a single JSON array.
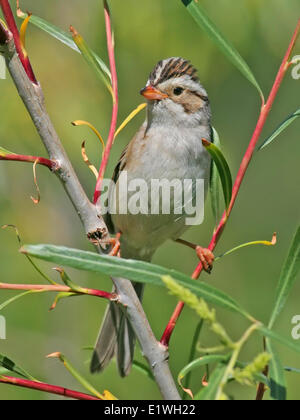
[[173, 87, 184, 96]]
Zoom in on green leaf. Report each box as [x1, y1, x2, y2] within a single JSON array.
[[0, 354, 35, 380], [181, 0, 264, 101], [259, 108, 300, 151], [210, 128, 222, 223], [235, 361, 270, 386], [22, 244, 250, 318], [0, 146, 15, 157], [258, 325, 300, 355], [285, 366, 300, 374], [0, 290, 43, 311], [202, 138, 232, 211], [182, 320, 204, 399], [179, 354, 229, 397], [194, 363, 227, 400], [267, 340, 287, 400], [71, 27, 114, 100], [17, 12, 111, 80], [269, 226, 300, 329], [47, 352, 106, 400], [215, 233, 277, 262]]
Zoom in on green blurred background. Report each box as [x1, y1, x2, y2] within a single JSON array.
[[0, 0, 299, 400]]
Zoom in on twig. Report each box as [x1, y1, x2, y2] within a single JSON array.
[[256, 338, 269, 400], [215, 323, 260, 400], [93, 0, 119, 204], [0, 0, 36, 83], [0, 154, 57, 169], [161, 18, 300, 347], [255, 366, 269, 400], [0, 376, 100, 400], [0, 3, 180, 400], [0, 282, 117, 300]]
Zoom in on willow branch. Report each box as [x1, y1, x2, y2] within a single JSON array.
[[93, 0, 119, 204], [0, 376, 100, 400], [0, 154, 56, 169], [161, 18, 300, 347], [0, 282, 117, 300], [0, 0, 36, 83]]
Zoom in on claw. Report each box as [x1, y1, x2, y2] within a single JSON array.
[[196, 246, 215, 274], [108, 232, 122, 257]]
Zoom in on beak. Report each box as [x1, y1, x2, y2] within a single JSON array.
[[140, 85, 168, 101]]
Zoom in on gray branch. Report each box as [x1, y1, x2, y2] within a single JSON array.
[[1, 30, 180, 400]]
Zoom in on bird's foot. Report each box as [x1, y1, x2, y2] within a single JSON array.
[[108, 232, 122, 257], [195, 246, 215, 274], [175, 238, 215, 274]]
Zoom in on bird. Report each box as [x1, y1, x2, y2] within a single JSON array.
[[91, 57, 214, 376]]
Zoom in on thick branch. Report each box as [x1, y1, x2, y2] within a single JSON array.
[[1, 26, 180, 400]]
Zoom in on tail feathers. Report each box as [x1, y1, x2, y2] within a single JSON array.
[[116, 314, 136, 377], [91, 283, 145, 376], [90, 301, 120, 374]]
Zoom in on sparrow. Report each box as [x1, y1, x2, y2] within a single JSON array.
[[91, 57, 214, 376]]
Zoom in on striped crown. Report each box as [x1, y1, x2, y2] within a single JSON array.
[[148, 57, 199, 86]]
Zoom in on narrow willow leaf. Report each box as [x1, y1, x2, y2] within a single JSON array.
[[71, 26, 114, 100], [178, 355, 229, 397], [50, 292, 77, 311], [285, 366, 300, 374], [215, 233, 277, 261], [183, 320, 204, 400], [22, 244, 249, 318], [0, 146, 15, 157], [114, 103, 147, 141], [259, 108, 300, 151], [0, 290, 43, 311], [17, 12, 111, 80], [53, 268, 84, 293], [0, 354, 35, 380], [269, 226, 300, 329], [202, 138, 232, 211], [194, 363, 227, 400], [181, 0, 264, 101], [2, 224, 57, 285], [258, 326, 300, 355], [210, 128, 222, 223], [47, 352, 106, 400], [267, 340, 287, 400]]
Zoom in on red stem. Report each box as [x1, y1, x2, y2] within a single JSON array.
[[0, 154, 57, 169], [0, 376, 100, 400], [160, 18, 300, 347], [93, 0, 118, 204], [0, 282, 117, 300], [0, 0, 37, 84]]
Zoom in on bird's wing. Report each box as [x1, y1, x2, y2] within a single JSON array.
[[104, 123, 147, 233]]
